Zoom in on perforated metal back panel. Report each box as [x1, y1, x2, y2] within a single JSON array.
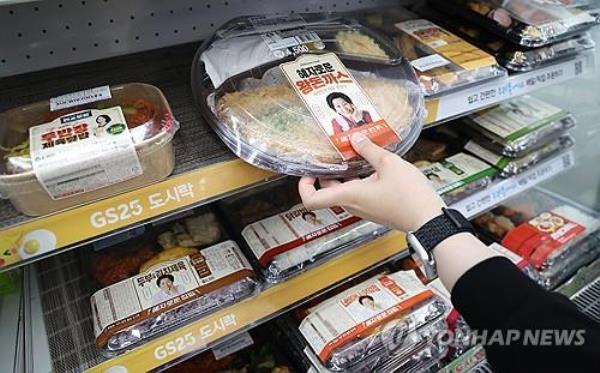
[[34, 249, 102, 373], [0, 0, 402, 77]]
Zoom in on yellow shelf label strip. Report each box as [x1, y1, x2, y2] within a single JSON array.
[[0, 160, 274, 269], [87, 231, 407, 373]]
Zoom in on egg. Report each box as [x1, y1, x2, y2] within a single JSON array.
[[19, 229, 56, 260]]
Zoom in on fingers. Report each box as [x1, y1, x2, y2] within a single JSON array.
[[298, 176, 353, 210], [350, 133, 392, 173], [319, 178, 342, 188]]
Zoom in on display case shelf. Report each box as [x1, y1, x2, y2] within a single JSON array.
[[0, 42, 589, 273]]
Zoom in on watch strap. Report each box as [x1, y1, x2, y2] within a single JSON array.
[[413, 208, 474, 252]]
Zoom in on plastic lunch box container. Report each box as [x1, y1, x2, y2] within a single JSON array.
[[192, 14, 425, 177], [0, 83, 178, 216]]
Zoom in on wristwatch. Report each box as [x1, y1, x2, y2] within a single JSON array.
[[407, 208, 474, 280]]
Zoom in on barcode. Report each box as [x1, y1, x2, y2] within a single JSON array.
[[575, 60, 583, 75], [562, 153, 573, 168], [295, 31, 319, 44]]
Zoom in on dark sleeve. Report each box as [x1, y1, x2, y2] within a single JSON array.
[[451, 257, 600, 373]]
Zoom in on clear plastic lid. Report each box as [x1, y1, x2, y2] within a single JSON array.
[[459, 95, 576, 158], [471, 188, 600, 271], [353, 7, 506, 97], [0, 83, 178, 176], [193, 14, 425, 177], [428, 0, 600, 47], [465, 135, 575, 177]]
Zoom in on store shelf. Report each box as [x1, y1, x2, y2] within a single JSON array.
[[0, 44, 276, 273], [0, 44, 591, 273], [25, 230, 407, 373], [451, 150, 575, 219], [424, 53, 595, 126]]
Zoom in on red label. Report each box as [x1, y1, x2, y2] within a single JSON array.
[[501, 211, 586, 268]]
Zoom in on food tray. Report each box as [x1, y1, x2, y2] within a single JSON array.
[[354, 7, 506, 97], [88, 209, 259, 356], [459, 95, 576, 158], [406, 130, 498, 204], [298, 270, 448, 371], [428, 0, 600, 47], [192, 15, 425, 177], [465, 135, 575, 177], [0, 83, 178, 216], [416, 5, 596, 71], [471, 188, 600, 276], [218, 178, 389, 283]]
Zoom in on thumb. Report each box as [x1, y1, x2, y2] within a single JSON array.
[[350, 133, 392, 172]]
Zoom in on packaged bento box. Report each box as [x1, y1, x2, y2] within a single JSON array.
[[298, 270, 447, 371], [89, 210, 259, 356], [192, 14, 425, 177], [459, 95, 576, 158], [354, 7, 506, 97], [218, 178, 388, 283], [428, 0, 600, 47], [0, 83, 178, 216], [406, 131, 497, 204], [472, 188, 600, 289], [465, 135, 574, 177], [241, 203, 388, 283], [416, 5, 595, 71]]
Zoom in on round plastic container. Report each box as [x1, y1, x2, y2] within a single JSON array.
[[0, 83, 179, 216], [192, 15, 425, 177]]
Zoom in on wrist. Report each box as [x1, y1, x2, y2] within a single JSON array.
[[406, 198, 447, 232]]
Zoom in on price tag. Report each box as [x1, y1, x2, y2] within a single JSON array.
[[451, 151, 574, 218], [433, 56, 589, 122]]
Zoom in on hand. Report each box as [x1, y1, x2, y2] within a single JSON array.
[[298, 133, 446, 232]]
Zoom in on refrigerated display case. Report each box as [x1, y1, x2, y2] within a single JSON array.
[[1, 1, 599, 372]]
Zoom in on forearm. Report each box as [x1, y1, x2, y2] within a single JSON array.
[[432, 232, 499, 293]]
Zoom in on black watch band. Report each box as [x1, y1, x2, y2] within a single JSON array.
[[413, 208, 474, 253]]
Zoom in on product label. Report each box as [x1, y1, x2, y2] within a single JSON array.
[[418, 152, 495, 195], [248, 14, 307, 31], [470, 96, 567, 140], [488, 242, 529, 269], [50, 85, 112, 111], [299, 271, 433, 363], [262, 29, 322, 54], [501, 211, 586, 268], [280, 53, 399, 160], [90, 241, 254, 348], [395, 19, 496, 71], [465, 140, 505, 167], [410, 54, 451, 72], [242, 203, 361, 267], [30, 107, 142, 200]]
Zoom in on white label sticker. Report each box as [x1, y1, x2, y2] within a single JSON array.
[[470, 95, 565, 139], [262, 30, 321, 51], [248, 14, 307, 31], [30, 106, 142, 200], [395, 19, 449, 49], [49, 85, 112, 111], [465, 141, 504, 166], [411, 54, 451, 72], [418, 152, 493, 194], [212, 332, 254, 360]]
